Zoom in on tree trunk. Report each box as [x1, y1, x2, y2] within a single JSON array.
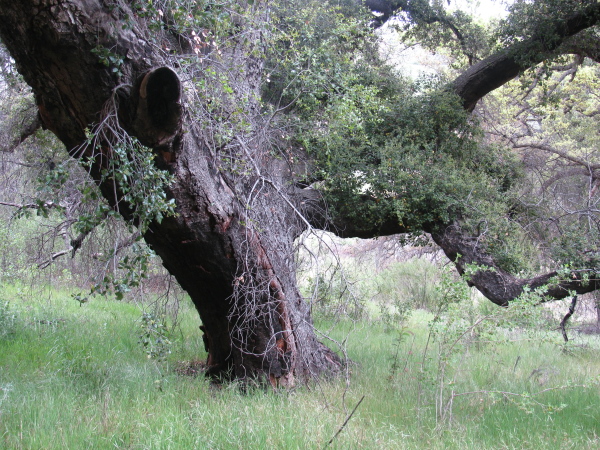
[[0, 0, 340, 385]]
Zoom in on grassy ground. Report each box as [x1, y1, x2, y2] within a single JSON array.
[[1, 284, 599, 449]]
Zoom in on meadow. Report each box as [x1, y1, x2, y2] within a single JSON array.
[[1, 275, 599, 449]]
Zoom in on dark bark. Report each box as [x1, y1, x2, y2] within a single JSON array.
[[560, 296, 577, 342], [430, 224, 600, 306], [452, 2, 600, 110], [302, 176, 600, 304], [0, 0, 340, 385]]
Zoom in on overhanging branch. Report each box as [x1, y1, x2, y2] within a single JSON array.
[[431, 223, 600, 305], [452, 2, 600, 110], [296, 187, 413, 239]]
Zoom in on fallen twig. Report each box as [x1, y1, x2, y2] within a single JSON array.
[[324, 395, 365, 448]]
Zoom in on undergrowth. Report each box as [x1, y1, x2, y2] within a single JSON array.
[[0, 283, 599, 449]]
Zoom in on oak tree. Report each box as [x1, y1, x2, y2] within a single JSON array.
[[2, 0, 600, 384]]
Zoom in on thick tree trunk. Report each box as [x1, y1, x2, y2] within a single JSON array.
[[0, 0, 340, 384]]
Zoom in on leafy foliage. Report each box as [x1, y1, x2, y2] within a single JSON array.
[[393, 0, 494, 65], [309, 80, 522, 237], [262, 1, 521, 241], [139, 311, 172, 360], [83, 129, 176, 233], [479, 56, 600, 274]]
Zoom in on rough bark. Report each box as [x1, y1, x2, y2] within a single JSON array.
[[0, 0, 340, 385], [363, 0, 600, 110], [452, 2, 600, 110]]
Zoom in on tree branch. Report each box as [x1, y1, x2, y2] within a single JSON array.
[[511, 142, 600, 171], [38, 249, 71, 269], [452, 2, 600, 110], [560, 295, 577, 342], [431, 223, 600, 305], [364, 0, 477, 63], [363, 0, 406, 27], [296, 187, 413, 239], [560, 31, 600, 64], [0, 200, 61, 212], [37, 229, 141, 270]]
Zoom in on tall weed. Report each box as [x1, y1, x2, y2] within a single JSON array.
[[372, 258, 439, 330], [409, 265, 596, 429], [0, 300, 18, 339], [1, 284, 600, 448]]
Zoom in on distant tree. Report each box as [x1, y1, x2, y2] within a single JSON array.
[[1, 0, 600, 384]]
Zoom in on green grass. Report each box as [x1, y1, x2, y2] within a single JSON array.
[[1, 285, 599, 449]]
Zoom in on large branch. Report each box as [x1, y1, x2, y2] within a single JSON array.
[[452, 2, 600, 110], [296, 187, 412, 239], [431, 223, 600, 305], [325, 2, 600, 305], [364, 1, 600, 109], [363, 0, 406, 27], [300, 184, 600, 305]]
